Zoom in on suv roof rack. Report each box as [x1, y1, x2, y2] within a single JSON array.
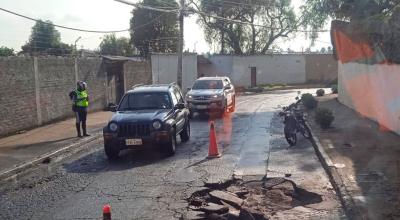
[[168, 82, 176, 88], [131, 84, 144, 89]]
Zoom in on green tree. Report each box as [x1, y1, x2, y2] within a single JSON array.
[[304, 0, 400, 62], [100, 34, 134, 56], [21, 20, 72, 56], [130, 0, 179, 56], [0, 46, 15, 56], [192, 0, 318, 55]]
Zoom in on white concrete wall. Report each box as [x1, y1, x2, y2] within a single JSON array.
[[151, 54, 314, 89], [231, 55, 306, 87], [208, 56, 233, 78], [338, 62, 400, 134], [151, 54, 198, 91]]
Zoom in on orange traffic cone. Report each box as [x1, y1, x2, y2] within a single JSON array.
[[207, 121, 221, 159], [103, 204, 111, 220]]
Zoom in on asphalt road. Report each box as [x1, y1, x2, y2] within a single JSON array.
[[0, 89, 345, 220]]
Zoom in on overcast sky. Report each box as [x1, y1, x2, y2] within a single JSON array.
[[0, 0, 332, 54]]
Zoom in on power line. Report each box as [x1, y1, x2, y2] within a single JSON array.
[[189, 0, 277, 11], [0, 7, 130, 33], [157, 0, 180, 8], [113, 0, 179, 13], [0, 6, 167, 35]]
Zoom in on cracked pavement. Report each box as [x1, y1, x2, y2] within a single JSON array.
[[0, 90, 345, 219]]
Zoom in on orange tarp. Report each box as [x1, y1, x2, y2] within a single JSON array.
[[332, 30, 375, 63]]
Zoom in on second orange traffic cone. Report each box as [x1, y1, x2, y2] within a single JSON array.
[[207, 121, 221, 159], [103, 204, 111, 220]]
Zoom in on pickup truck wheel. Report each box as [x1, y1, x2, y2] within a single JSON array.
[[180, 121, 190, 142], [104, 143, 119, 160], [163, 128, 176, 156], [229, 96, 236, 112], [219, 100, 227, 117]]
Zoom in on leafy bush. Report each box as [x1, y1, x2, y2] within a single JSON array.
[[301, 93, 318, 109], [316, 89, 325, 97], [331, 85, 338, 94], [315, 108, 335, 129]]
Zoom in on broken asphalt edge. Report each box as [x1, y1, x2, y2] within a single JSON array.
[[306, 122, 361, 220], [0, 133, 102, 185]]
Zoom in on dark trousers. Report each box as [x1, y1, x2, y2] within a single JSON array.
[[75, 106, 88, 136]]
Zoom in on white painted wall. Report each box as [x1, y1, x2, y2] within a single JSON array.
[[151, 54, 310, 89], [208, 56, 233, 78], [151, 54, 198, 91], [231, 55, 306, 87], [338, 62, 400, 134]]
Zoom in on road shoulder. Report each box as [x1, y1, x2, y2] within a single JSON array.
[[0, 111, 111, 183], [307, 94, 400, 219]]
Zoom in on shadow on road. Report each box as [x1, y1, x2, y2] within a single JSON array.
[[63, 146, 174, 174]]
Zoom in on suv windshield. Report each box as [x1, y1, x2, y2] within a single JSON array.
[[118, 92, 171, 111], [192, 80, 223, 90]]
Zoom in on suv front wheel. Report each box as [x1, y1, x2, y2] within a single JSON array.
[[229, 96, 236, 112], [180, 121, 190, 142], [104, 143, 120, 160], [163, 128, 176, 156]]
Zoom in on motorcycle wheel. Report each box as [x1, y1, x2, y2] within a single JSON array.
[[284, 126, 297, 146], [299, 123, 312, 139]]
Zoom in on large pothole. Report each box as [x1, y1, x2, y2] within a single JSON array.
[[184, 177, 323, 220]]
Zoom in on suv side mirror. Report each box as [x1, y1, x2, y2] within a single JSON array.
[[175, 103, 185, 110], [187, 87, 191, 91], [110, 105, 118, 112]]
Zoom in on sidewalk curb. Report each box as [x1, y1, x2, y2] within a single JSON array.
[[306, 122, 361, 220], [0, 133, 102, 184]]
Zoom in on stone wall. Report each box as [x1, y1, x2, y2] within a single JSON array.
[[38, 57, 76, 123], [0, 56, 151, 136], [78, 58, 107, 112], [305, 54, 338, 83], [124, 60, 152, 91], [0, 57, 38, 135]]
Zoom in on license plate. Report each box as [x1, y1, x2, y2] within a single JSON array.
[[196, 105, 208, 109], [125, 139, 142, 146]]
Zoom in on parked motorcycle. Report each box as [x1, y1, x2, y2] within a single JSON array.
[[279, 95, 312, 146]]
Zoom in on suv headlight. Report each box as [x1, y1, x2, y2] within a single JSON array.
[[212, 94, 222, 99], [186, 95, 193, 100], [109, 122, 118, 132], [152, 120, 162, 130]]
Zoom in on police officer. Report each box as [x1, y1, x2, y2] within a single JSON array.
[[70, 81, 90, 137]]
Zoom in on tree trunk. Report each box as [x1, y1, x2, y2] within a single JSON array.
[[221, 29, 225, 54], [251, 24, 256, 55]]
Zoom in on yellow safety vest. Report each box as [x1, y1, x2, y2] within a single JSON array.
[[75, 90, 89, 107]]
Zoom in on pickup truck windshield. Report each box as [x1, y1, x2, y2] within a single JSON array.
[[192, 80, 223, 90], [118, 92, 171, 111]]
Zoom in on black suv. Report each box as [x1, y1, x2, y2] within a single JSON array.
[[103, 83, 191, 159]]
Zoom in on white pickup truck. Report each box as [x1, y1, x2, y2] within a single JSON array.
[[185, 76, 236, 117]]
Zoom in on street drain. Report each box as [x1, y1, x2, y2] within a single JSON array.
[[184, 177, 323, 220]]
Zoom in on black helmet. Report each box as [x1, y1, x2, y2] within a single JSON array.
[[77, 81, 87, 91]]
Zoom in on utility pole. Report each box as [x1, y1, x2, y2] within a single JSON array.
[[74, 36, 82, 57], [177, 0, 184, 88]]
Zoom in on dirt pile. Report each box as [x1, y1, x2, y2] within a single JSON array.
[[184, 177, 323, 220]]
